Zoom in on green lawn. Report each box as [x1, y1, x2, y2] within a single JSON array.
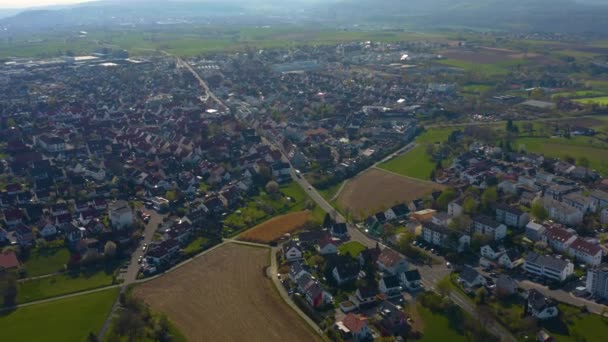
[[551, 90, 608, 99], [542, 304, 608, 342], [338, 241, 366, 257], [182, 236, 209, 255], [379, 128, 455, 180], [317, 181, 345, 201], [461, 84, 493, 94], [574, 96, 608, 105], [437, 59, 523, 76], [22, 248, 70, 277], [18, 270, 115, 304], [0, 288, 119, 342], [223, 182, 312, 236], [515, 137, 608, 175], [418, 305, 467, 342]]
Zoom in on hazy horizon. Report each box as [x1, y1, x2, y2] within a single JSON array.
[[0, 0, 96, 9]]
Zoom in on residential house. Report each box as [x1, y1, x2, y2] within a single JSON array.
[[459, 266, 486, 288], [63, 223, 85, 244], [496, 275, 518, 296], [304, 282, 333, 308], [524, 252, 574, 281], [586, 264, 608, 300], [289, 262, 308, 283], [147, 239, 180, 265], [526, 289, 559, 320], [480, 244, 502, 260], [544, 198, 584, 226], [562, 193, 595, 214], [590, 190, 608, 211], [354, 286, 379, 307], [298, 230, 330, 246], [448, 198, 464, 217], [15, 223, 34, 247], [109, 200, 134, 230], [495, 203, 529, 228], [497, 249, 520, 269], [3, 208, 24, 227], [336, 313, 372, 342], [568, 238, 603, 266], [332, 258, 360, 285], [526, 221, 546, 242], [542, 225, 577, 253], [400, 269, 422, 291], [379, 275, 402, 297], [472, 215, 507, 240], [38, 222, 57, 238], [421, 222, 470, 252], [431, 212, 451, 227], [358, 245, 381, 267], [389, 203, 409, 220], [602, 208, 608, 225], [331, 223, 348, 239], [376, 300, 408, 336], [283, 241, 303, 261], [377, 249, 408, 275], [318, 237, 338, 255], [0, 251, 20, 271], [411, 209, 436, 222], [50, 203, 69, 217]]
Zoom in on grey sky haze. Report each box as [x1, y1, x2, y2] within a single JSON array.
[[0, 0, 95, 8]]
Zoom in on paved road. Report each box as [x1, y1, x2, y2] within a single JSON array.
[[267, 138, 516, 341], [98, 209, 167, 339], [519, 280, 607, 315], [426, 114, 601, 129], [175, 56, 227, 110]]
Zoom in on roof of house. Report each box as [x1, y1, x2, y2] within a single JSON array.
[[403, 269, 421, 281], [358, 286, 379, 299], [283, 240, 301, 253], [527, 289, 556, 312], [525, 252, 570, 271], [459, 266, 482, 284], [381, 275, 401, 289], [342, 313, 368, 334], [569, 238, 602, 256], [332, 222, 347, 234], [473, 215, 502, 228], [0, 251, 20, 269], [391, 203, 410, 216], [543, 225, 576, 243], [377, 249, 404, 268], [422, 221, 449, 234], [495, 202, 524, 216]]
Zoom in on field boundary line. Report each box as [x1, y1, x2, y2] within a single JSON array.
[[372, 166, 439, 186]]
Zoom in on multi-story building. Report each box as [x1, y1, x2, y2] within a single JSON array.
[[586, 264, 608, 299], [495, 203, 530, 228], [421, 222, 470, 252], [542, 225, 577, 253], [568, 238, 603, 266], [472, 215, 507, 240], [524, 252, 574, 281]]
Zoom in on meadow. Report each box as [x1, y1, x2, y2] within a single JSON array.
[[0, 288, 119, 342]]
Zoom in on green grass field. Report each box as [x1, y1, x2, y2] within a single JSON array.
[[516, 137, 608, 175], [379, 128, 455, 180], [461, 84, 493, 94], [338, 241, 366, 257], [182, 236, 210, 255], [0, 288, 119, 342], [22, 248, 70, 277], [552, 90, 608, 99], [437, 59, 523, 76], [574, 96, 608, 105], [542, 305, 608, 342], [17, 270, 115, 304], [418, 305, 467, 342], [317, 181, 345, 201], [0, 29, 452, 58]]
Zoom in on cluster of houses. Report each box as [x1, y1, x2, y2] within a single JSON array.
[[282, 227, 420, 340]]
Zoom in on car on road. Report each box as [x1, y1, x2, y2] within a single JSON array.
[[142, 244, 147, 252], [446, 262, 451, 268], [138, 256, 143, 263], [308, 186, 312, 190]]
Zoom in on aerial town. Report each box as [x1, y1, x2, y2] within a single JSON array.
[[2, 17, 608, 342]]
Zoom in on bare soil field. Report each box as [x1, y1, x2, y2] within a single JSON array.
[[134, 243, 320, 342], [439, 47, 539, 64], [336, 168, 444, 219], [239, 211, 312, 243]]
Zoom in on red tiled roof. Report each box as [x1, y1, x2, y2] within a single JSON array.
[[570, 238, 602, 256], [0, 251, 20, 269], [342, 313, 368, 333], [377, 249, 403, 268]]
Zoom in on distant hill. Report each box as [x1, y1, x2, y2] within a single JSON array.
[[2, 0, 608, 35], [321, 0, 608, 34]]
